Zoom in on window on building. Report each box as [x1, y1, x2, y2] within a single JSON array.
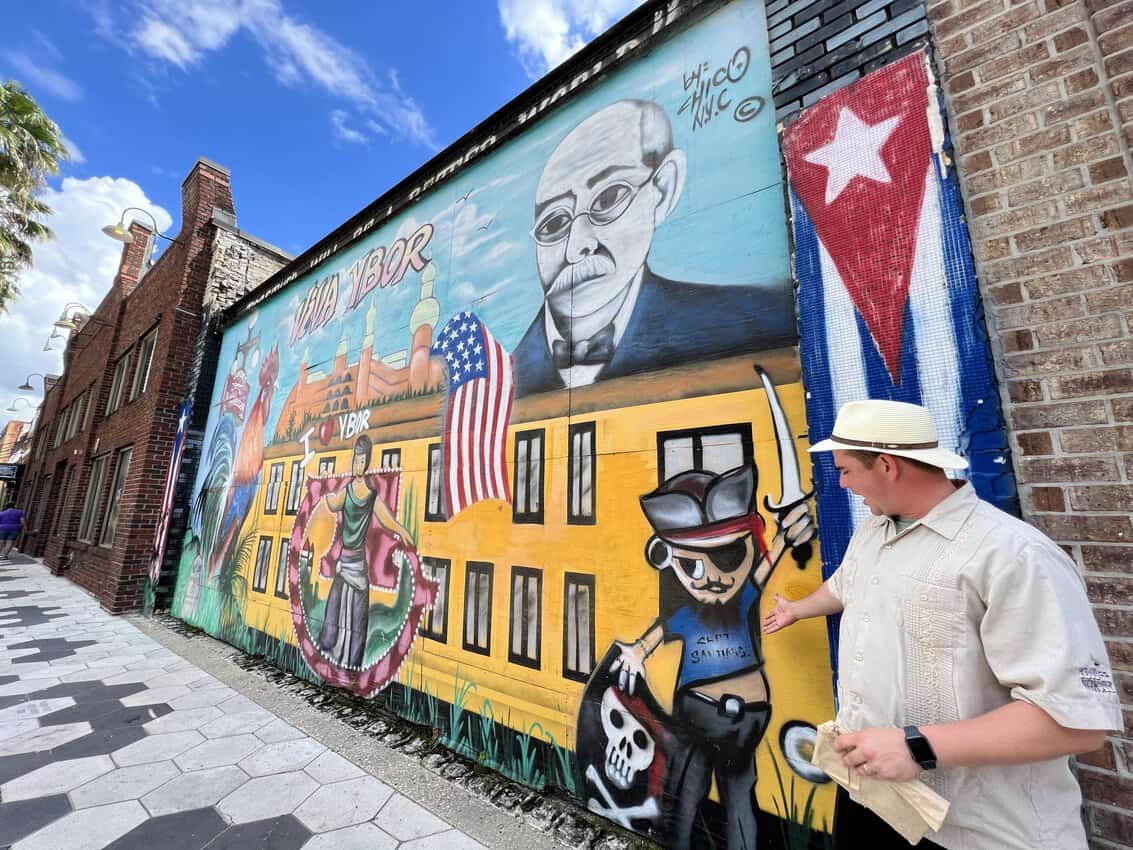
[[420, 557, 450, 643], [77, 455, 108, 543], [463, 561, 493, 655], [284, 461, 304, 515], [381, 448, 401, 469], [106, 353, 131, 415], [563, 574, 596, 682], [52, 466, 74, 536], [82, 384, 95, 431], [274, 540, 290, 599], [252, 536, 273, 594], [264, 462, 284, 514], [568, 422, 596, 524], [657, 424, 753, 483], [129, 328, 159, 401], [317, 456, 336, 476], [512, 429, 544, 524], [98, 447, 133, 547], [66, 393, 84, 441], [425, 443, 445, 522], [33, 474, 52, 532], [52, 411, 66, 448], [509, 567, 542, 669]]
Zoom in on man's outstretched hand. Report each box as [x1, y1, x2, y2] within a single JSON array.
[[762, 594, 799, 635]]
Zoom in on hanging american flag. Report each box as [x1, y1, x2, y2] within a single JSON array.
[[783, 51, 1016, 591], [431, 311, 514, 516], [149, 398, 192, 583]]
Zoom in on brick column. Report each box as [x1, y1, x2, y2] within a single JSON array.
[[926, 0, 1133, 844]]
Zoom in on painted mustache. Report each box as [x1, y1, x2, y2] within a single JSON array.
[[545, 253, 616, 297], [695, 578, 734, 594]]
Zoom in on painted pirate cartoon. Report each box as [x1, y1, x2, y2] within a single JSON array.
[[611, 459, 813, 850]]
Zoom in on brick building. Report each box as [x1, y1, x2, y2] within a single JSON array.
[[0, 420, 31, 463], [17, 158, 289, 613]]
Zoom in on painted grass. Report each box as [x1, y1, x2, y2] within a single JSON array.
[[768, 746, 827, 850]]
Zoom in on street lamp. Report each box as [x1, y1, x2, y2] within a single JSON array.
[[17, 373, 46, 392], [43, 329, 66, 351], [5, 398, 35, 413], [50, 303, 111, 334], [102, 207, 178, 244]]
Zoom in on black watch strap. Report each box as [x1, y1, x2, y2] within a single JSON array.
[[903, 725, 937, 770]]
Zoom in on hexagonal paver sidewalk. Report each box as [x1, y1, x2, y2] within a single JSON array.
[[0, 559, 486, 850]]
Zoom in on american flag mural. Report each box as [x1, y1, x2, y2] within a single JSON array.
[[431, 312, 514, 517], [784, 52, 1018, 612]]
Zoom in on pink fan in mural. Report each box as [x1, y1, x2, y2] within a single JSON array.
[[430, 311, 514, 517]]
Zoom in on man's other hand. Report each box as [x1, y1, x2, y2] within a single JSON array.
[[834, 727, 921, 783]]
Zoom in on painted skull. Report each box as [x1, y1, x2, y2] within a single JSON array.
[[601, 687, 655, 789]]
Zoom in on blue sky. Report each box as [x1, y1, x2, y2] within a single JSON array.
[[0, 0, 643, 431]]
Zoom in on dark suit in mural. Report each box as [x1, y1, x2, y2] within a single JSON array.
[[514, 269, 796, 396], [513, 97, 795, 397]]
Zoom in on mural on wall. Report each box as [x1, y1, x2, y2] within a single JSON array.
[[286, 435, 437, 695], [577, 374, 815, 849], [171, 1, 842, 846], [783, 52, 1017, 659]]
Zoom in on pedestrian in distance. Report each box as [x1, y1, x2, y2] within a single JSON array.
[[763, 399, 1121, 850], [0, 500, 25, 562]]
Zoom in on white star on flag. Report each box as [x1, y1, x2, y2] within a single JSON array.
[[804, 107, 901, 204]]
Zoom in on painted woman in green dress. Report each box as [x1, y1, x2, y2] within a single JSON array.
[[307, 435, 413, 670]]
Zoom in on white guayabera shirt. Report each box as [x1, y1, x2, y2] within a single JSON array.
[[826, 483, 1122, 850]]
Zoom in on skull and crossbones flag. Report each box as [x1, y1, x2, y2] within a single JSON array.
[[576, 646, 691, 837]]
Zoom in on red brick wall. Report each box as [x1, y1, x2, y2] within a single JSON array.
[[17, 159, 289, 613], [926, 0, 1133, 843]]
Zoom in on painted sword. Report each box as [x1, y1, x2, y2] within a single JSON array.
[[755, 365, 813, 568]]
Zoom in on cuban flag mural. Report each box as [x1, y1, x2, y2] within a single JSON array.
[[784, 52, 1018, 605]]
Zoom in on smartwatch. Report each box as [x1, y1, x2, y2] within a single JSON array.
[[903, 725, 937, 770]]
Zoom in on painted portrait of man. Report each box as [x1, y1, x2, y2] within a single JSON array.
[[512, 99, 797, 397]]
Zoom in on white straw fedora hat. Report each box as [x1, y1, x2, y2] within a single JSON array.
[[809, 400, 969, 470]]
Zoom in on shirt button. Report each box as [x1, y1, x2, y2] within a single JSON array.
[[862, 614, 871, 623], [854, 652, 863, 662], [853, 694, 863, 704], [871, 576, 880, 585], [920, 593, 929, 601]]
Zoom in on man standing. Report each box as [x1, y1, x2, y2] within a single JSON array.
[[512, 99, 795, 396], [763, 399, 1121, 850]]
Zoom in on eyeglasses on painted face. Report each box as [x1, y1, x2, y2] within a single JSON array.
[[530, 170, 656, 247]]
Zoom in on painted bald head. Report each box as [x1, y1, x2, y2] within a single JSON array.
[[533, 100, 687, 339]]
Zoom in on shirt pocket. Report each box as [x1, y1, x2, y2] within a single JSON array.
[[900, 575, 962, 650]]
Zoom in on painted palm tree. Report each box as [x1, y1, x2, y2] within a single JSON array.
[[0, 80, 69, 313]]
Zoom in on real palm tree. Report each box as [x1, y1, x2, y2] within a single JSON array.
[[0, 80, 69, 314]]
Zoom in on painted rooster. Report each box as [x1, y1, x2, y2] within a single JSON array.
[[207, 344, 280, 579]]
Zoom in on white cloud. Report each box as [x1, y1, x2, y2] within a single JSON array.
[[497, 0, 644, 76], [0, 177, 172, 433], [330, 110, 366, 145], [133, 19, 201, 68], [62, 135, 85, 165], [108, 0, 438, 149], [2, 51, 82, 102]]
